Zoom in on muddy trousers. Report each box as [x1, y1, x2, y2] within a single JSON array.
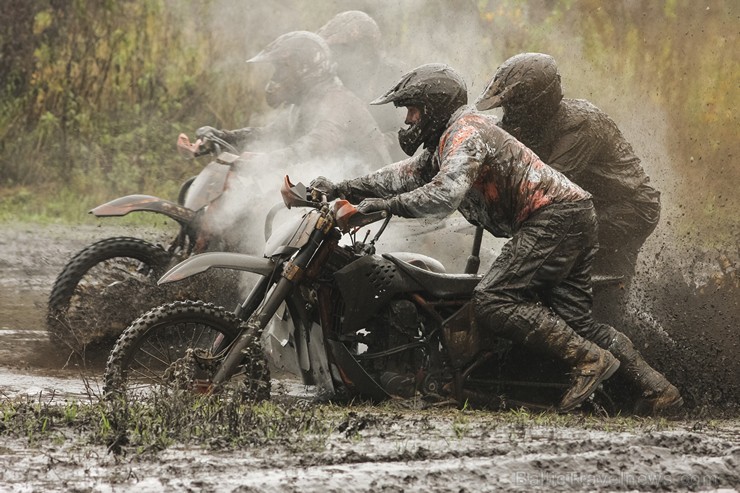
[[593, 196, 660, 280], [592, 198, 660, 325], [473, 201, 674, 404], [474, 200, 613, 345]]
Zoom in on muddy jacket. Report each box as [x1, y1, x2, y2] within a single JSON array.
[[502, 98, 660, 215], [341, 106, 590, 238], [224, 77, 391, 171]]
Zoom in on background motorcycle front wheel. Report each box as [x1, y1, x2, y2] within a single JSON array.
[[46, 236, 173, 355], [104, 300, 270, 401]]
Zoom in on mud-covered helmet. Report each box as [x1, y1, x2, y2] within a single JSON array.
[[317, 10, 382, 57], [317, 11, 382, 97], [475, 52, 563, 126], [371, 63, 468, 156], [248, 31, 334, 108]]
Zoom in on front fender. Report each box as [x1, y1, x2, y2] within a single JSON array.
[[158, 252, 275, 284], [90, 195, 196, 225]]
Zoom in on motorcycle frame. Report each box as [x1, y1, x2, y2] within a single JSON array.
[[156, 200, 481, 402]]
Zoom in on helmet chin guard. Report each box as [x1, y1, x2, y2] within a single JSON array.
[[371, 63, 468, 156], [397, 117, 427, 157]]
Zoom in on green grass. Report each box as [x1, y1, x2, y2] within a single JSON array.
[[0, 389, 341, 455], [0, 389, 694, 459], [0, 183, 182, 226]]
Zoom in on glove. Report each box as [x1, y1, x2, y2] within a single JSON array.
[[310, 176, 340, 200], [195, 125, 225, 140], [356, 198, 391, 214]]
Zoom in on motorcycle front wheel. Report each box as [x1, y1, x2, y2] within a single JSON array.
[[104, 300, 270, 402], [46, 236, 173, 355]]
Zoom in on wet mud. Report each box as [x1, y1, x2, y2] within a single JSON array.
[[1, 407, 739, 492], [1, 222, 739, 492]]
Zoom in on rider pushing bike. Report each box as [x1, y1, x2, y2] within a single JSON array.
[[311, 63, 682, 416]]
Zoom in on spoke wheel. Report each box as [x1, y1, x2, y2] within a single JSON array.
[[47, 237, 173, 353], [104, 300, 269, 401]]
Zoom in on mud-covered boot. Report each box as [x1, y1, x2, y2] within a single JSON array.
[[559, 341, 620, 412], [607, 332, 683, 416], [519, 316, 620, 412], [633, 385, 683, 416]]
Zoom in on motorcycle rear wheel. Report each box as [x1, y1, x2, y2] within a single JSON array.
[[47, 237, 173, 354], [104, 300, 270, 401]]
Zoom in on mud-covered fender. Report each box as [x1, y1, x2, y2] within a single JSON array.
[[264, 296, 335, 395], [90, 195, 196, 226], [158, 252, 275, 284]]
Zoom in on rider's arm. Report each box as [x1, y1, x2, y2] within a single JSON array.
[[264, 118, 345, 166], [338, 151, 432, 203], [382, 123, 484, 219], [222, 110, 293, 152], [265, 89, 391, 170], [221, 127, 262, 150]]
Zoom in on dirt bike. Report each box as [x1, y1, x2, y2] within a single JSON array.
[[47, 134, 265, 354], [103, 177, 619, 413]]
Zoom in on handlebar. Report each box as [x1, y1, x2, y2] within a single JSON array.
[[177, 133, 239, 158], [333, 200, 389, 232], [280, 176, 390, 234]]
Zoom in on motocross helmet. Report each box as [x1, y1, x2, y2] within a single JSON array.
[[317, 10, 382, 59], [317, 11, 382, 91], [247, 31, 335, 108], [371, 63, 468, 156], [475, 52, 563, 129]]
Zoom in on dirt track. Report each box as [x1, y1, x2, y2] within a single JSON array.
[[1, 222, 739, 492], [2, 411, 739, 492]]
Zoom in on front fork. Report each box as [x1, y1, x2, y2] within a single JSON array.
[[210, 224, 329, 387]]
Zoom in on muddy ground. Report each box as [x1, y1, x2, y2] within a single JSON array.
[[0, 222, 739, 492]]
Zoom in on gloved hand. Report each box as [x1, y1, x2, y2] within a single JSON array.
[[310, 176, 340, 200], [356, 198, 391, 214], [195, 125, 225, 140]]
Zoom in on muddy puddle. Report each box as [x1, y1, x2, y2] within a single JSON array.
[[1, 222, 739, 492], [0, 224, 172, 401]]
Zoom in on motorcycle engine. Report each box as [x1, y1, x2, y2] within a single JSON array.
[[387, 299, 420, 337], [353, 299, 431, 398], [355, 299, 421, 346]]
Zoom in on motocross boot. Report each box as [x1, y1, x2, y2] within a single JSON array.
[[607, 332, 684, 416], [522, 316, 620, 412]]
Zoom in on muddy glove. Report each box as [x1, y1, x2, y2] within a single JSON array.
[[310, 176, 342, 200], [356, 198, 391, 214], [195, 126, 226, 140]]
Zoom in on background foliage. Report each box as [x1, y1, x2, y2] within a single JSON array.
[[0, 0, 737, 236]]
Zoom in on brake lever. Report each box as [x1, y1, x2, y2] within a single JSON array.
[[203, 135, 238, 155], [370, 213, 392, 245], [308, 188, 327, 204]]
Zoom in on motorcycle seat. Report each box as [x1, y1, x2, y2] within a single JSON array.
[[383, 253, 482, 299]]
